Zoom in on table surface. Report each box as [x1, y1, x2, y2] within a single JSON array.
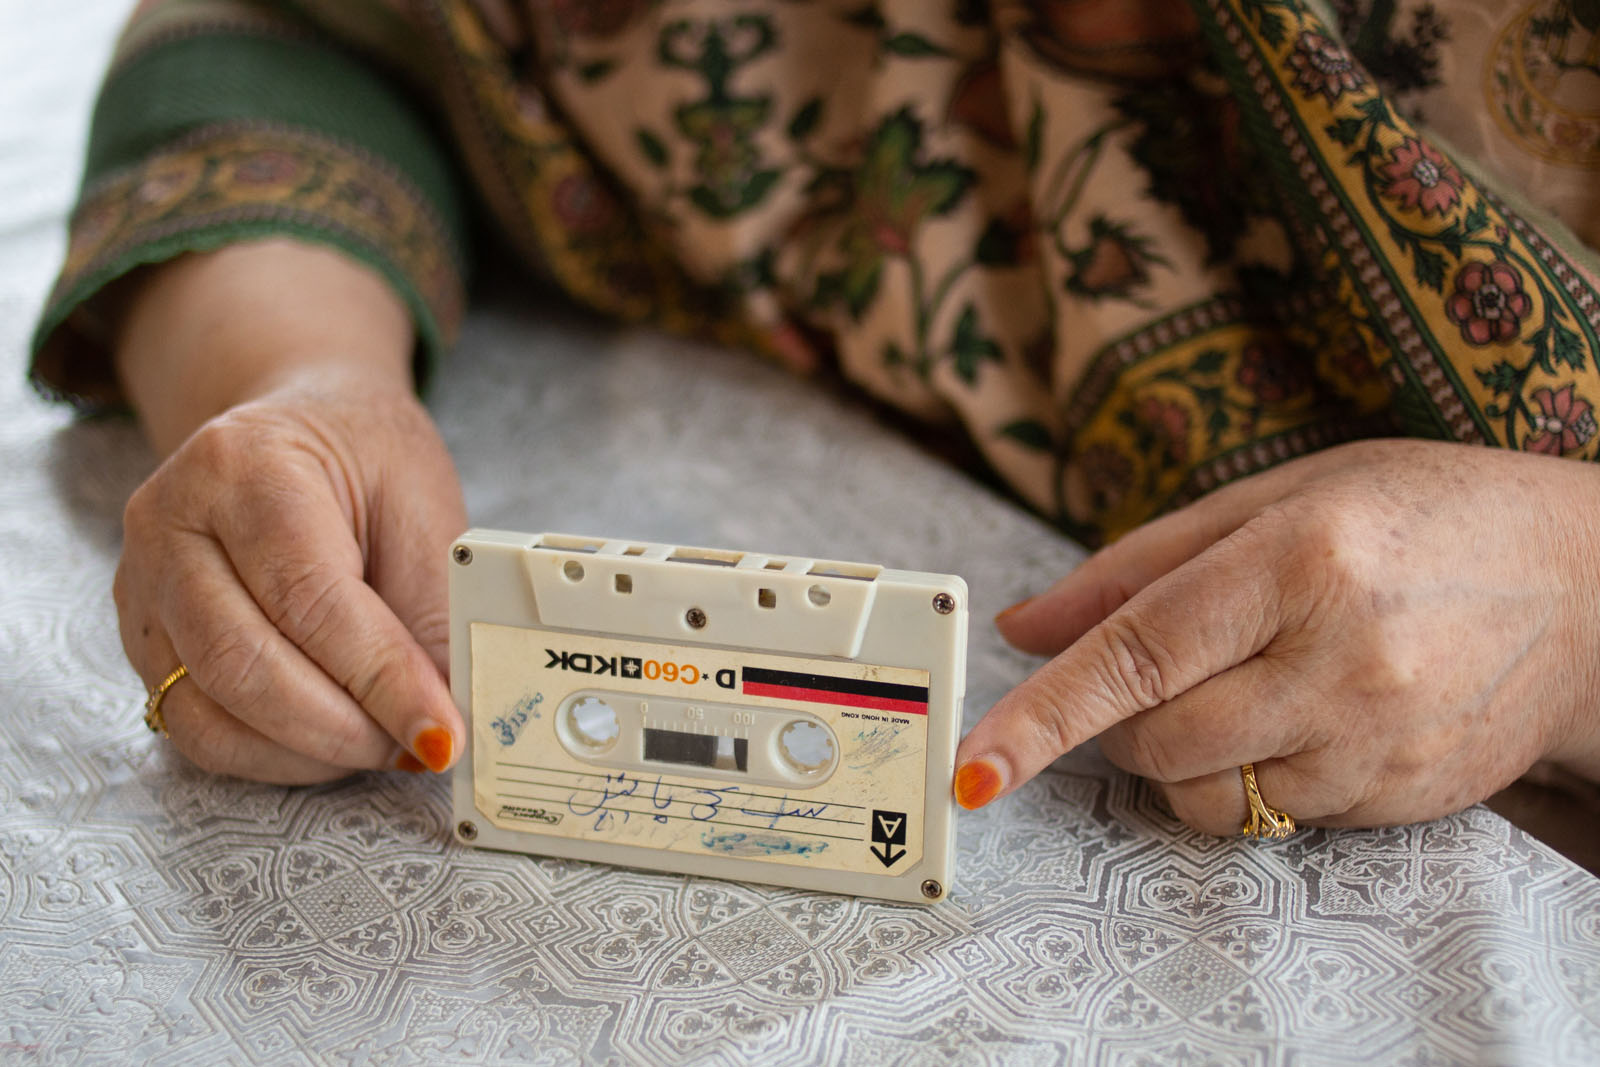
[[3, 5, 1598, 1065]]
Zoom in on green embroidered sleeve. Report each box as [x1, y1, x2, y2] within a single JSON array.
[[31, 8, 471, 409]]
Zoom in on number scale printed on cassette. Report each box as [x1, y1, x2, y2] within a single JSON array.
[[448, 531, 968, 903]]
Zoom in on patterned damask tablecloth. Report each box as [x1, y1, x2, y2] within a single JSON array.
[[3, 5, 1600, 1065]]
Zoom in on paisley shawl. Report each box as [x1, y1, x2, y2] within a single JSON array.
[[33, 0, 1600, 543]]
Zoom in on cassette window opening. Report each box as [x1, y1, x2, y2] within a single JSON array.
[[644, 728, 748, 772]]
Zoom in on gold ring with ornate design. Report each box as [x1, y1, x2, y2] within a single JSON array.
[[1240, 762, 1296, 839], [143, 664, 189, 737]]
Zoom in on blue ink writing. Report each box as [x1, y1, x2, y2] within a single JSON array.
[[740, 795, 832, 830], [567, 771, 640, 832], [491, 693, 543, 746]]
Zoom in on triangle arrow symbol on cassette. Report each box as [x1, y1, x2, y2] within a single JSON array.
[[869, 810, 907, 867]]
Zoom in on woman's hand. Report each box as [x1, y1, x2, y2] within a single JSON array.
[[109, 239, 464, 783], [115, 376, 466, 782], [955, 438, 1600, 832]]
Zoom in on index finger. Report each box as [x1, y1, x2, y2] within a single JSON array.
[[216, 482, 462, 772], [954, 518, 1290, 808]]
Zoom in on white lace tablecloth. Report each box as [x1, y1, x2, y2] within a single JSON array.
[[2, 5, 1598, 1064]]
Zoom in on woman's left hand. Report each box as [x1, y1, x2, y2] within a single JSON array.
[[954, 438, 1600, 832]]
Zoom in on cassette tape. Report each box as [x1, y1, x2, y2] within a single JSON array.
[[448, 530, 968, 903]]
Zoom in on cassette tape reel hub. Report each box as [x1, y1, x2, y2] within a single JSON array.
[[449, 531, 968, 903]]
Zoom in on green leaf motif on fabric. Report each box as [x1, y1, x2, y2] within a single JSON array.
[[1462, 201, 1490, 235], [788, 97, 824, 141], [1475, 361, 1520, 395], [812, 106, 975, 323], [636, 128, 669, 168], [1553, 322, 1588, 372], [1192, 348, 1228, 375], [1241, 0, 1290, 48], [1325, 116, 1364, 148], [1531, 320, 1589, 375], [839, 4, 950, 60], [1356, 94, 1395, 130], [998, 419, 1054, 451], [806, 108, 998, 383], [864, 110, 972, 221], [1412, 245, 1445, 292], [689, 170, 780, 219], [883, 32, 949, 57], [654, 15, 785, 219], [577, 59, 617, 84], [975, 216, 1025, 266], [1529, 3, 1600, 44], [1336, 0, 1451, 96], [1024, 99, 1044, 174], [816, 257, 885, 320], [950, 303, 1003, 384], [1206, 406, 1231, 442]]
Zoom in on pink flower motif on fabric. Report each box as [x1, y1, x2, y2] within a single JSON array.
[[1137, 396, 1191, 464], [1235, 343, 1312, 405], [1287, 31, 1365, 105], [551, 173, 620, 235], [1525, 384, 1597, 455], [1444, 261, 1531, 346], [1380, 138, 1462, 217]]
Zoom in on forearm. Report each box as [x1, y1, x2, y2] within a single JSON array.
[[114, 239, 415, 456], [33, 6, 469, 418]]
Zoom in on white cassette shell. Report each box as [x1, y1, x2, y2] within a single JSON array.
[[448, 531, 968, 903]]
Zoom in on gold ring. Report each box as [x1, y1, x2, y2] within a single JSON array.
[[1240, 762, 1296, 839], [144, 664, 189, 737]]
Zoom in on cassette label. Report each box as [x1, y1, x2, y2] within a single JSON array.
[[471, 623, 929, 875]]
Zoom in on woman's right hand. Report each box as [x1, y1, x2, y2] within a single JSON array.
[[115, 373, 467, 782], [108, 239, 464, 783]]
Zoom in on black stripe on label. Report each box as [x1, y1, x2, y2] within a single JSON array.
[[742, 667, 928, 703]]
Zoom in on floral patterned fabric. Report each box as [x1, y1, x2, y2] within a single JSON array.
[[35, 0, 1600, 542]]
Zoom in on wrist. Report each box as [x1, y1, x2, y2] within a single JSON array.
[[114, 239, 415, 454]]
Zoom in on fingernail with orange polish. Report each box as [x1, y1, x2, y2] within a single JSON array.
[[414, 727, 454, 773], [994, 596, 1035, 626], [395, 752, 427, 774], [954, 759, 1005, 810]]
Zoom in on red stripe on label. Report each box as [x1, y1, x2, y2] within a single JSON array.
[[743, 682, 928, 715]]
